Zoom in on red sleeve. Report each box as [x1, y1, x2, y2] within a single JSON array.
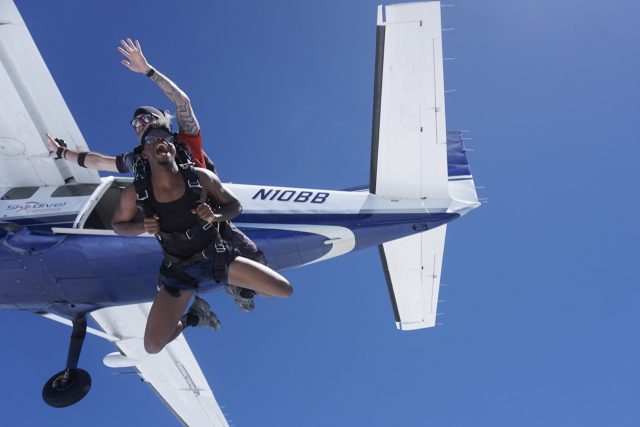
[[177, 131, 206, 168]]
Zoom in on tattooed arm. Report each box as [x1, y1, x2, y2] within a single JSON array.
[[118, 38, 201, 136], [149, 69, 200, 135]]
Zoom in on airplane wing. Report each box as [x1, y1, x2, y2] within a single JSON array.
[[0, 0, 99, 187], [90, 303, 230, 427]]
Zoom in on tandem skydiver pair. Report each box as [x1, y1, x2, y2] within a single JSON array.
[[47, 38, 292, 354]]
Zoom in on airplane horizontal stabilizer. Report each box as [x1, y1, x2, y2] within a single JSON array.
[[370, 1, 447, 199], [379, 225, 446, 330]]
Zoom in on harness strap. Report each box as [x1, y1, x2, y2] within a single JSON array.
[[133, 136, 198, 217], [132, 136, 231, 287], [211, 244, 228, 283], [156, 219, 214, 243], [132, 147, 155, 217], [162, 238, 228, 283], [182, 162, 203, 210]]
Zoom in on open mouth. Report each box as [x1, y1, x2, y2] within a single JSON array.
[[155, 143, 170, 156]]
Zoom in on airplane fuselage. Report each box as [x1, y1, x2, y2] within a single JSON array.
[[0, 180, 465, 315]]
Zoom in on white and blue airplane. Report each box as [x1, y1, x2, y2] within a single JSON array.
[[0, 1, 479, 425]]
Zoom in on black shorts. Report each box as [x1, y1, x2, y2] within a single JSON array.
[[159, 245, 239, 293]]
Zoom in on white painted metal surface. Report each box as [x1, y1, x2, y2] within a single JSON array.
[[374, 2, 448, 199], [90, 303, 229, 427], [0, 185, 92, 222], [381, 225, 446, 330], [370, 2, 457, 330], [231, 183, 453, 215], [0, 0, 99, 187]]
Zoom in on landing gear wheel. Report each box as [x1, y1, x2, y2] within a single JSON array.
[[42, 368, 91, 408]]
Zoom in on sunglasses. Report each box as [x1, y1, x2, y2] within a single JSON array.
[[130, 113, 159, 128], [143, 133, 175, 146]]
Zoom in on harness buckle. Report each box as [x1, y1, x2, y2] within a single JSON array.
[[185, 229, 193, 240], [201, 249, 208, 260], [187, 178, 201, 189], [202, 221, 213, 231], [136, 189, 149, 201], [215, 243, 226, 254]]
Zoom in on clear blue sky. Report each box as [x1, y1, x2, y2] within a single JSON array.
[[2, 1, 639, 426]]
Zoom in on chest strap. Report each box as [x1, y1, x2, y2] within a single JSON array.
[[155, 220, 216, 244]]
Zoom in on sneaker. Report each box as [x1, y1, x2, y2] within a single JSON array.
[[188, 296, 222, 331], [225, 285, 255, 312]]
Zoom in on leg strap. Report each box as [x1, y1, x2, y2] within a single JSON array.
[[213, 251, 226, 283], [160, 262, 200, 293]]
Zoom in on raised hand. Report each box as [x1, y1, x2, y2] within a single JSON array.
[[118, 38, 152, 74]]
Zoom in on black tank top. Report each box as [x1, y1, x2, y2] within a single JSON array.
[[150, 188, 213, 259]]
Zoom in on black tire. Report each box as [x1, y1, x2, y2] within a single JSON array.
[[42, 368, 91, 408]]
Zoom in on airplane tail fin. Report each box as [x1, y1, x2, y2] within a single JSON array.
[[370, 2, 478, 330]]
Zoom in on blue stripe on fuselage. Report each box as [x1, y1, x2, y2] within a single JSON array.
[[236, 211, 459, 270], [2, 214, 76, 231]]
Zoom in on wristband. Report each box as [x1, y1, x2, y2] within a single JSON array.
[[145, 68, 156, 78], [77, 152, 88, 168]]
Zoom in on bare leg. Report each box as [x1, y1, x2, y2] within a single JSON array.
[[227, 256, 292, 298], [144, 287, 194, 354]]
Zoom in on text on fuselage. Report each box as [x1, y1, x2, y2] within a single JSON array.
[[252, 189, 329, 204]]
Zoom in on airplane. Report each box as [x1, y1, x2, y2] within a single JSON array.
[[0, 0, 480, 425]]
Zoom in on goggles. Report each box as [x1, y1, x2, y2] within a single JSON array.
[[143, 133, 175, 146], [130, 113, 159, 128]]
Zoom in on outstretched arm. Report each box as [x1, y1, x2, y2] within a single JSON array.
[[46, 133, 120, 172], [118, 38, 200, 136]]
